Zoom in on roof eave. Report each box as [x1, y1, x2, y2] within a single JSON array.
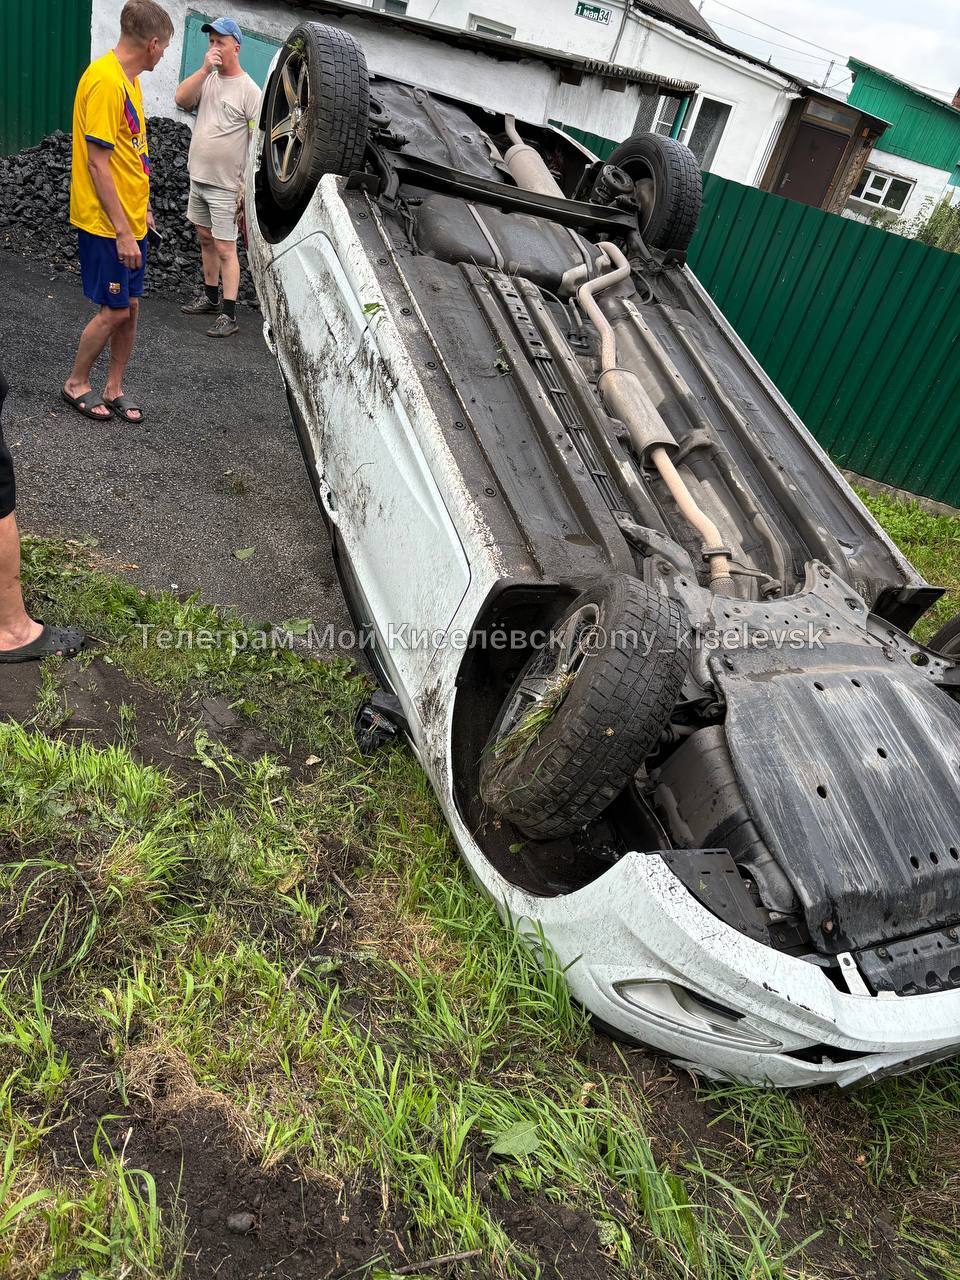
[[282, 0, 697, 93]]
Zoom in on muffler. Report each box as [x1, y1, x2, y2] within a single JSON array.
[[578, 242, 734, 592]]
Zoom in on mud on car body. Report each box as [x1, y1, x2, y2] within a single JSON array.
[[245, 22, 960, 1086]]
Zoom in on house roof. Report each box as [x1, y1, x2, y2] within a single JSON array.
[[283, 0, 698, 94], [634, 0, 717, 40], [848, 58, 960, 120]]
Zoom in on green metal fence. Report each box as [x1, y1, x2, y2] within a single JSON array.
[[687, 173, 960, 506], [0, 0, 92, 155]]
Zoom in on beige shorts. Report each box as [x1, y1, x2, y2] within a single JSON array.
[[187, 179, 239, 242]]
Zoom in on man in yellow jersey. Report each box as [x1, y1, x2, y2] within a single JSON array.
[[62, 0, 173, 425]]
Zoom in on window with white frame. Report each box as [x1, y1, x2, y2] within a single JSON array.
[[372, 0, 408, 12], [851, 167, 915, 212], [651, 96, 687, 139], [686, 97, 731, 171], [468, 14, 515, 37], [635, 95, 730, 171]]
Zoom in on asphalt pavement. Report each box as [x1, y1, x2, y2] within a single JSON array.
[[0, 251, 351, 637]]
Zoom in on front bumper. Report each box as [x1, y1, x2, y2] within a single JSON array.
[[446, 803, 960, 1086]]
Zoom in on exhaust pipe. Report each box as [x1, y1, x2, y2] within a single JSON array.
[[503, 115, 565, 199], [578, 241, 734, 591]]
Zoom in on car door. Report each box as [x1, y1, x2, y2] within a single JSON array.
[[266, 224, 471, 703]]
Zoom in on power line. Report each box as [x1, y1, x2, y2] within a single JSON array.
[[708, 19, 834, 64], [701, 0, 849, 60]]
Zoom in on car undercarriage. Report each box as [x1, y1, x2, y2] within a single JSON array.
[[247, 23, 960, 1083]]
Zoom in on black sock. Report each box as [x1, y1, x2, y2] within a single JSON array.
[[204, 283, 219, 305], [222, 298, 236, 321]]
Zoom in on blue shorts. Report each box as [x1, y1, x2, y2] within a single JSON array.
[[77, 229, 148, 309]]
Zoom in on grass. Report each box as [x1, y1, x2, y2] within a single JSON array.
[[491, 673, 573, 764], [858, 488, 960, 642], [1, 516, 960, 1276]]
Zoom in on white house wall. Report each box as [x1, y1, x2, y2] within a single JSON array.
[[617, 15, 796, 182], [403, 0, 799, 182], [92, 0, 675, 145], [401, 0, 635, 58], [844, 148, 955, 229], [91, 0, 795, 184]]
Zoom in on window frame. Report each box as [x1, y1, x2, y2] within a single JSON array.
[[682, 93, 734, 170], [467, 13, 516, 38], [651, 95, 683, 139], [850, 166, 915, 213]]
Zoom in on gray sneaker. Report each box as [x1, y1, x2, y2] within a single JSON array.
[[207, 313, 239, 338], [181, 293, 220, 315]]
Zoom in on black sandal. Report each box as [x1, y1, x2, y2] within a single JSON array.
[[104, 395, 144, 424], [0, 624, 87, 664], [61, 388, 111, 421]]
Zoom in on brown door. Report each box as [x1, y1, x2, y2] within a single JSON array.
[[774, 123, 849, 207]]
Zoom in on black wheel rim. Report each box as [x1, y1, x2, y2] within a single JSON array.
[[269, 52, 309, 184]]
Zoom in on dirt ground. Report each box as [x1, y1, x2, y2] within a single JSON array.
[[2, 647, 953, 1280], [0, 249, 351, 640], [0, 655, 627, 1279]]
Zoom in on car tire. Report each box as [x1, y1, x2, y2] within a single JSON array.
[[479, 575, 688, 840], [606, 133, 701, 253], [926, 612, 960, 657], [264, 22, 370, 211]]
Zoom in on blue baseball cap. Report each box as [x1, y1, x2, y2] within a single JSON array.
[[201, 17, 243, 44]]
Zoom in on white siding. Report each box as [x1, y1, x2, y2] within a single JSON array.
[[91, 0, 661, 143]]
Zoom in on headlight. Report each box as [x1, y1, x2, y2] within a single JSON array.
[[613, 979, 783, 1052]]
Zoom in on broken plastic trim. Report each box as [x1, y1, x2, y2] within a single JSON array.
[[353, 690, 409, 754], [612, 979, 784, 1051]]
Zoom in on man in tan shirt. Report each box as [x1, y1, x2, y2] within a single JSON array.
[[174, 17, 260, 336]]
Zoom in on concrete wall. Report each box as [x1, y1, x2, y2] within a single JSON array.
[[843, 149, 955, 231], [91, 0, 795, 184]]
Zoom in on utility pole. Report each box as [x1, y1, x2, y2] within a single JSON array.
[[821, 59, 835, 88]]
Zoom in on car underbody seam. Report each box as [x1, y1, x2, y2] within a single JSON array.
[[658, 305, 848, 579]]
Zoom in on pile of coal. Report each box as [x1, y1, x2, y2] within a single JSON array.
[[0, 117, 257, 306]]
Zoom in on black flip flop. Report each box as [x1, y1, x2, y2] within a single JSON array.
[[61, 388, 111, 421], [0, 624, 87, 664], [104, 395, 144, 424]]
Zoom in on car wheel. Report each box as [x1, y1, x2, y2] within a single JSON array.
[[264, 22, 370, 211], [479, 575, 688, 840], [606, 133, 701, 253], [927, 613, 960, 657]]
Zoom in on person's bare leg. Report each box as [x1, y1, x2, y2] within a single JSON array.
[[64, 306, 130, 420], [103, 298, 141, 421], [0, 512, 42, 652], [215, 239, 240, 306], [198, 224, 220, 289]]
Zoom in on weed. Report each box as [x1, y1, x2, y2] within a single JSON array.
[[860, 489, 960, 642], [4, 534, 958, 1277]]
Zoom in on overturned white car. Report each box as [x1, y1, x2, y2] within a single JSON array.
[[245, 22, 960, 1086]]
